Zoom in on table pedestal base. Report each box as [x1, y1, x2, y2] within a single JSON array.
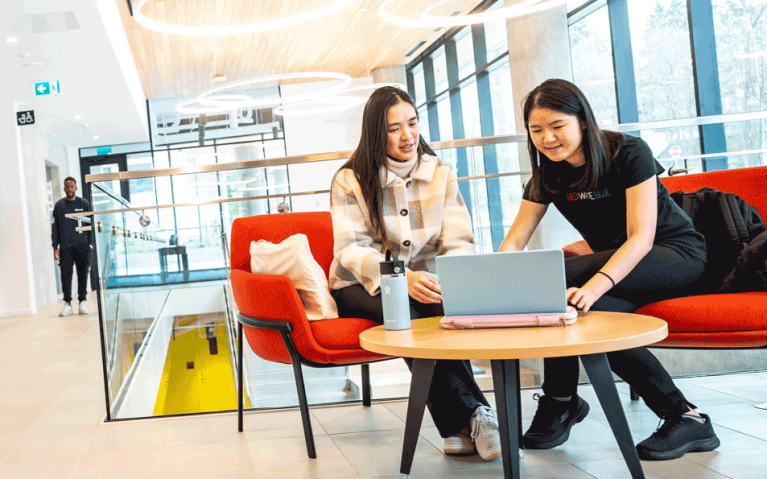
[[400, 354, 646, 479]]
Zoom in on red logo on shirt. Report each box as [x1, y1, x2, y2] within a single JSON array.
[[567, 193, 580, 201]]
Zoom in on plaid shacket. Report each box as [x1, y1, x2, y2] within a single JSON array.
[[329, 154, 475, 295]]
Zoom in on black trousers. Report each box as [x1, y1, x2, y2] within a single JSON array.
[[543, 245, 705, 419], [332, 283, 489, 438], [60, 243, 90, 303]]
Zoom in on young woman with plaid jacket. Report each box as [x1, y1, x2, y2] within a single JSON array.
[[329, 86, 501, 460]]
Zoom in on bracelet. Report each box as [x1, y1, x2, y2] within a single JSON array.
[[597, 271, 616, 287]]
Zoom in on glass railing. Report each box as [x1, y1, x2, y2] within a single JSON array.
[[73, 110, 767, 421], [86, 184, 248, 419]]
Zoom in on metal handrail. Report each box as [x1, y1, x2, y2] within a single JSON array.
[[64, 170, 537, 219], [83, 110, 767, 183]]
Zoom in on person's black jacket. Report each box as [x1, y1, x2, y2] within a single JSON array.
[[51, 197, 91, 250]]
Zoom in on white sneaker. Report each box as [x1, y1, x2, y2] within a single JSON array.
[[78, 302, 89, 315], [443, 428, 476, 455], [470, 405, 502, 461], [59, 303, 73, 317]]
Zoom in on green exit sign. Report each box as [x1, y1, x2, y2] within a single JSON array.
[[34, 81, 61, 96]]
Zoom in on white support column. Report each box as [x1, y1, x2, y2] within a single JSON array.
[[0, 100, 37, 317], [505, 1, 582, 250]]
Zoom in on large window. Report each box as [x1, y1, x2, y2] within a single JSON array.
[[488, 59, 516, 135], [713, 0, 767, 168], [569, 5, 618, 126], [628, 0, 701, 169], [628, 0, 697, 122], [406, 0, 514, 251]]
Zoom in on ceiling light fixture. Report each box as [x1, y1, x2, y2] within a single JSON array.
[[134, 0, 361, 36], [378, 0, 569, 27], [74, 115, 83, 120], [273, 83, 406, 117], [93, 135, 100, 140], [175, 72, 352, 115], [212, 74, 227, 82], [6, 36, 18, 44]]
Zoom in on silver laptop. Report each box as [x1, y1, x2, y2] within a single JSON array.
[[435, 250, 568, 317]]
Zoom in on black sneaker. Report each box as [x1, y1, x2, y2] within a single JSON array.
[[523, 394, 590, 449], [636, 413, 720, 460]]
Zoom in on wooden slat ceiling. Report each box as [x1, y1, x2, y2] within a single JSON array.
[[117, 0, 487, 100]]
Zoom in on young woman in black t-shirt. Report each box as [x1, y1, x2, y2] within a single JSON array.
[[499, 79, 719, 460]]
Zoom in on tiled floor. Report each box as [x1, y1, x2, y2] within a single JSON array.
[[2, 295, 767, 478]]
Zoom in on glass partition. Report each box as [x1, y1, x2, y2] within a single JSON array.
[[81, 112, 767, 421]]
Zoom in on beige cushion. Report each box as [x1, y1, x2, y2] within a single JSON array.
[[250, 234, 339, 321]]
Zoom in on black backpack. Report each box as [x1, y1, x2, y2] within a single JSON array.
[[670, 188, 766, 291]]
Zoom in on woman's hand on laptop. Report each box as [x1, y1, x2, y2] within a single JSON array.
[[406, 271, 443, 304], [566, 286, 599, 313]]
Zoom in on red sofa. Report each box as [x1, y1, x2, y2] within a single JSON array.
[[563, 165, 767, 348]]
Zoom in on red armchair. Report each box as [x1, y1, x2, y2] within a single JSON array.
[[563, 166, 767, 350], [229, 212, 390, 458]]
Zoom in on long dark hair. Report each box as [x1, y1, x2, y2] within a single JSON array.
[[522, 79, 621, 200], [334, 86, 434, 249]]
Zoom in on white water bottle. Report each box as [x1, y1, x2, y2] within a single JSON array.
[[380, 249, 410, 331]]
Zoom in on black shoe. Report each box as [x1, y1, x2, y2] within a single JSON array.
[[636, 413, 720, 460], [523, 394, 590, 449]]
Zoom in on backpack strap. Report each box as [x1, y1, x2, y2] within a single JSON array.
[[721, 193, 750, 251]]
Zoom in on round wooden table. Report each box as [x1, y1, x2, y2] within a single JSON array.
[[359, 311, 668, 479]]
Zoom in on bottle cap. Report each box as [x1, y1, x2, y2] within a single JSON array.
[[380, 249, 405, 275]]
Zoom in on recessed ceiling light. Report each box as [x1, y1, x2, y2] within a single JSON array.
[[203, 43, 211, 47], [93, 135, 100, 140], [286, 37, 293, 41], [318, 48, 324, 52], [6, 37, 18, 44], [212, 74, 227, 83], [74, 115, 82, 120], [359, 7, 367, 12]]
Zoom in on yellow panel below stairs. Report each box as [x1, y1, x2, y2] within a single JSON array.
[[154, 322, 250, 415]]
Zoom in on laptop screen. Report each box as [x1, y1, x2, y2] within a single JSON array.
[[436, 250, 568, 316]]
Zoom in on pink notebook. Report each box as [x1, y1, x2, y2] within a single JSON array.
[[440, 306, 578, 330]]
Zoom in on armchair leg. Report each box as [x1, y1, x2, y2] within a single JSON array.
[[361, 364, 372, 407], [238, 321, 244, 433], [290, 355, 317, 458]]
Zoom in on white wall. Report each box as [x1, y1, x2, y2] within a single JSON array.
[[21, 127, 71, 310], [282, 77, 372, 213], [0, 99, 80, 317], [0, 100, 36, 317]]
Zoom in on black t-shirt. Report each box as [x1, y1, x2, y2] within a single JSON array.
[[523, 134, 705, 262]]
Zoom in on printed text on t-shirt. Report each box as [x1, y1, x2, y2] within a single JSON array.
[[566, 189, 612, 202]]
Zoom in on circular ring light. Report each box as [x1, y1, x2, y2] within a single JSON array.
[[134, 0, 361, 36], [273, 97, 368, 117], [175, 72, 353, 115], [197, 72, 352, 107], [378, 0, 568, 28], [273, 83, 406, 117]]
